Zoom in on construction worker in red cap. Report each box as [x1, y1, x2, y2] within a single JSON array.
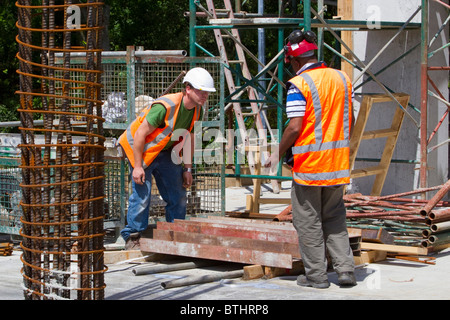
[[265, 30, 356, 288]]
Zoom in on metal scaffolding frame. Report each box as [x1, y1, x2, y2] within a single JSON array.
[[421, 0, 450, 188], [188, 0, 449, 194]]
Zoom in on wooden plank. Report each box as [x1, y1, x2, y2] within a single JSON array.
[[139, 238, 293, 269], [354, 250, 387, 265], [104, 250, 144, 264], [369, 93, 410, 103], [243, 260, 305, 280], [243, 265, 265, 280], [349, 95, 372, 171], [351, 165, 385, 178], [103, 250, 173, 264], [252, 148, 262, 213], [257, 198, 292, 204], [338, 0, 354, 81], [227, 211, 281, 220], [361, 128, 399, 140], [264, 260, 305, 279], [361, 242, 428, 255], [153, 229, 301, 258]]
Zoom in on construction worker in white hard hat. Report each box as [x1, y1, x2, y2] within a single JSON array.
[[265, 30, 356, 288], [118, 67, 216, 250]]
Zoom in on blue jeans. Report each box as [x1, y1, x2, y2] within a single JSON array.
[[120, 150, 187, 241]]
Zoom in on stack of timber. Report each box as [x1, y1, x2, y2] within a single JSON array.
[[0, 242, 13, 256], [139, 216, 362, 270]]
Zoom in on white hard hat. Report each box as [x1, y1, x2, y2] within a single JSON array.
[[183, 67, 216, 92]]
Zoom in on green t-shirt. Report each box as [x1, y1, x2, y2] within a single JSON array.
[[145, 99, 203, 150]]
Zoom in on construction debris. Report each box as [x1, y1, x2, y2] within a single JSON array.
[[345, 181, 450, 250], [267, 183, 450, 250]]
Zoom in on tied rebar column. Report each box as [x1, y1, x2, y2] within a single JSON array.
[[16, 0, 106, 300]]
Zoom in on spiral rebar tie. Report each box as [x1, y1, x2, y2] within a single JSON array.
[[16, 0, 106, 300]]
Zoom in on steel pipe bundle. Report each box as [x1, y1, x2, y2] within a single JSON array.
[[344, 183, 450, 247], [16, 0, 106, 300]]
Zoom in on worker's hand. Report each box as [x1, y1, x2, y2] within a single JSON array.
[[132, 167, 146, 185], [182, 171, 193, 188], [264, 153, 279, 169]]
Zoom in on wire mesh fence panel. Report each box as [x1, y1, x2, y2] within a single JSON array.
[[2, 51, 224, 235], [64, 54, 226, 223], [0, 158, 22, 235], [104, 157, 127, 222], [134, 59, 224, 220]]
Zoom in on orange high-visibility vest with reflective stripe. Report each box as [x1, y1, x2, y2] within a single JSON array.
[[118, 92, 200, 169], [288, 65, 352, 186]]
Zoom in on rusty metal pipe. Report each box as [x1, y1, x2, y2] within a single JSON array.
[[160, 269, 244, 289], [273, 204, 292, 221], [133, 260, 221, 276], [428, 231, 450, 245], [430, 220, 450, 233], [428, 207, 450, 221], [420, 180, 450, 216]]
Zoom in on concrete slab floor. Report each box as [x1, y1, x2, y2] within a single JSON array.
[[103, 249, 450, 300], [1, 183, 449, 305], [1, 247, 449, 302]]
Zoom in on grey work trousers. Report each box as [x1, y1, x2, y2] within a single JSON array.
[[291, 183, 354, 282]]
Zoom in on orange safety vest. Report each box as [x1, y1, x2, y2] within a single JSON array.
[[288, 64, 352, 186], [118, 92, 201, 169]]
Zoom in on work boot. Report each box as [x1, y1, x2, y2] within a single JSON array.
[[296, 275, 330, 289], [337, 272, 357, 287], [125, 232, 141, 250]]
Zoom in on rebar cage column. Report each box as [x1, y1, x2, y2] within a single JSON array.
[[16, 0, 106, 300]]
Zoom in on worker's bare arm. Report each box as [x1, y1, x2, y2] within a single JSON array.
[[132, 120, 156, 185], [182, 132, 195, 188], [265, 116, 303, 168]]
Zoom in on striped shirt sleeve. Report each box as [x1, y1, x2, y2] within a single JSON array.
[[286, 85, 306, 118]]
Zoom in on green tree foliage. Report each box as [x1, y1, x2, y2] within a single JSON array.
[[106, 0, 191, 51], [0, 1, 20, 132], [0, 0, 339, 135]]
